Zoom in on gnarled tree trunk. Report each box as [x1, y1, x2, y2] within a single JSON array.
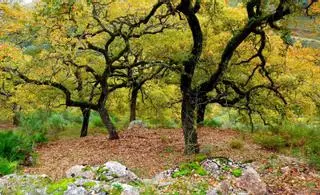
[[178, 0, 203, 154], [181, 93, 199, 154], [197, 102, 207, 126], [80, 107, 91, 137], [99, 107, 119, 140]]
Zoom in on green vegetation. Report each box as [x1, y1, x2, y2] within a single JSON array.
[[46, 178, 75, 195], [0, 157, 18, 176], [0, 0, 319, 178], [253, 134, 286, 151], [173, 162, 207, 178], [229, 139, 244, 149], [110, 183, 124, 195], [0, 131, 34, 175], [231, 168, 243, 177], [253, 122, 320, 169]]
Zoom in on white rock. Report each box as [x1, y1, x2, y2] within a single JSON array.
[[111, 183, 139, 195], [201, 159, 220, 176], [103, 161, 139, 183], [64, 184, 88, 195], [66, 165, 95, 180], [128, 120, 145, 130]]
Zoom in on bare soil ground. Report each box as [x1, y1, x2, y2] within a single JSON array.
[[24, 127, 320, 194]]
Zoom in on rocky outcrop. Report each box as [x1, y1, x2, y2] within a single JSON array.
[[66, 161, 139, 184], [0, 159, 269, 195], [66, 165, 95, 180], [236, 167, 267, 195]]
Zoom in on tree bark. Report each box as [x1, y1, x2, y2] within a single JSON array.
[[80, 107, 91, 137], [99, 107, 119, 140], [12, 103, 21, 126], [130, 88, 139, 122], [181, 93, 199, 154], [178, 0, 203, 155], [197, 102, 207, 126]]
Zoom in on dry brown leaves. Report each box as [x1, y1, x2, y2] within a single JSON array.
[[23, 127, 320, 194]]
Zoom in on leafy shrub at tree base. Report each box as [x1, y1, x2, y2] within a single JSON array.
[[0, 157, 17, 176]]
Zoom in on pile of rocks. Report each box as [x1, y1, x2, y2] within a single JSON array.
[[0, 158, 268, 195]]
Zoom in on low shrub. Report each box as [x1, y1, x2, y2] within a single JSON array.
[[90, 112, 105, 128], [306, 141, 320, 169], [0, 131, 34, 175], [253, 134, 286, 151], [173, 161, 207, 178], [0, 157, 18, 176], [0, 131, 33, 162], [229, 139, 244, 149], [203, 117, 222, 128]]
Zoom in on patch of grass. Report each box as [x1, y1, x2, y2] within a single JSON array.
[[306, 141, 320, 168], [229, 139, 244, 149], [194, 154, 208, 162], [0, 131, 33, 162], [0, 157, 18, 176], [110, 183, 124, 195], [203, 118, 222, 128], [172, 161, 207, 178], [253, 133, 286, 151], [145, 119, 179, 129], [90, 112, 105, 128], [141, 184, 157, 195]]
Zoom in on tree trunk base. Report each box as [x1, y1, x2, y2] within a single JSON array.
[[108, 131, 120, 140]]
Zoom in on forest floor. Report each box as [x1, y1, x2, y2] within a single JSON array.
[[23, 127, 320, 194]]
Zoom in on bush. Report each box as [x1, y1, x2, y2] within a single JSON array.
[[90, 112, 105, 128], [253, 134, 286, 151], [0, 131, 33, 162], [229, 139, 244, 149], [47, 113, 69, 131], [172, 161, 207, 178], [19, 111, 49, 143], [61, 111, 82, 124], [279, 123, 315, 147], [306, 141, 320, 169], [0, 131, 34, 176], [18, 110, 84, 142], [203, 117, 222, 128], [0, 157, 18, 176]]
